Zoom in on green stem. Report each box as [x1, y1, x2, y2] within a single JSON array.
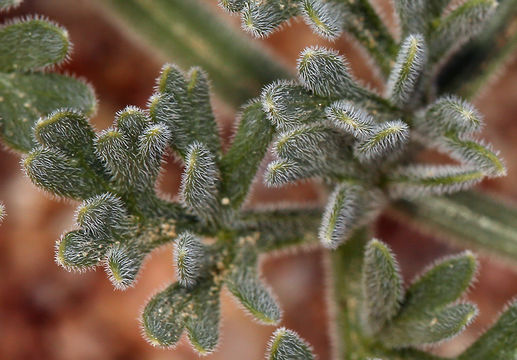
[[329, 227, 371, 359], [390, 191, 517, 265], [339, 0, 398, 77], [97, 0, 291, 107], [241, 208, 321, 252]]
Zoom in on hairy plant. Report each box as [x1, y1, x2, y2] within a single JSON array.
[[2, 0, 517, 358]]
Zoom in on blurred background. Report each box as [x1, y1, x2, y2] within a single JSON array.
[[1, 1, 517, 359]]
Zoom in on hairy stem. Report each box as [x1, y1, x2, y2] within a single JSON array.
[[390, 191, 517, 265], [338, 0, 398, 76], [329, 227, 371, 359], [98, 0, 290, 107]]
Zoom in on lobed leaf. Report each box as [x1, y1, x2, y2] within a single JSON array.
[[380, 303, 478, 347], [142, 279, 221, 354], [150, 64, 221, 158]]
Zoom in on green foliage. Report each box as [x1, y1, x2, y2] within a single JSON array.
[[0, 17, 96, 152], [360, 239, 482, 355], [261, 4, 506, 251], [377, 250, 479, 348], [22, 65, 301, 353], [362, 239, 403, 333], [267, 327, 315, 360], [458, 301, 517, 360], [10, 0, 517, 359], [219, 0, 397, 74]]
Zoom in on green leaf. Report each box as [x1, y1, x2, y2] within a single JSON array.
[[0, 72, 96, 152], [297, 46, 360, 98], [56, 230, 106, 269], [440, 133, 506, 178], [219, 101, 274, 208], [142, 279, 221, 353], [241, 0, 298, 38], [301, 0, 344, 40], [401, 252, 477, 318], [319, 183, 361, 249], [267, 327, 315, 360], [458, 301, 517, 360], [174, 232, 206, 288], [387, 34, 427, 107], [226, 245, 281, 325], [0, 18, 69, 72], [218, 0, 247, 12], [75, 193, 130, 239], [185, 280, 221, 355], [180, 142, 220, 220], [23, 147, 106, 199], [388, 165, 484, 198], [380, 303, 478, 347], [424, 96, 483, 136], [362, 239, 403, 333], [261, 80, 327, 130], [265, 159, 308, 187], [325, 100, 374, 140], [355, 121, 409, 162], [34, 110, 96, 159], [150, 64, 221, 158], [273, 124, 354, 179]]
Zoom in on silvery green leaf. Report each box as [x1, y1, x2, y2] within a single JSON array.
[[386, 34, 427, 107], [267, 327, 315, 360], [363, 239, 403, 333]]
